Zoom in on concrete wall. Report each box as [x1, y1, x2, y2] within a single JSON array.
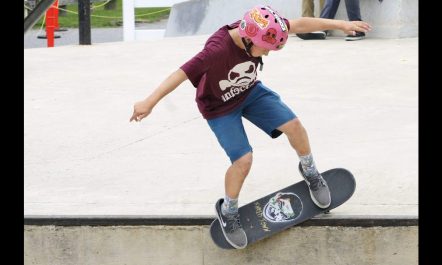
[[25, 225, 418, 265], [165, 0, 297, 37], [165, 0, 418, 38]]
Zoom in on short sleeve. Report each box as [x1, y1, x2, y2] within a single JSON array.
[[180, 48, 212, 88], [283, 18, 290, 31]]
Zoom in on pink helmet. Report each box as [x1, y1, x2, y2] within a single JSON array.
[[238, 5, 289, 51]]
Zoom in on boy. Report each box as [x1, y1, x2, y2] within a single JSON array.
[[130, 5, 371, 249]]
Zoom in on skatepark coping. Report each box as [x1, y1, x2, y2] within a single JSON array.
[[24, 215, 417, 227]]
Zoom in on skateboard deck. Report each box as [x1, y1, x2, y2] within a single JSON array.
[[210, 168, 355, 249]]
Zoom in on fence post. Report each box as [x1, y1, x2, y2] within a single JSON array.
[[78, 0, 91, 45], [122, 0, 135, 41]]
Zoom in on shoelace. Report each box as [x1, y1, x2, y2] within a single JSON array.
[[227, 214, 242, 233], [306, 174, 327, 191]]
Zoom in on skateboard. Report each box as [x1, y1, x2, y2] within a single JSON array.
[[210, 168, 355, 249]]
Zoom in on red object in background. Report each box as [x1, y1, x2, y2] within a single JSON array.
[[45, 1, 57, 47], [40, 0, 60, 47], [37, 0, 64, 47], [54, 0, 60, 30]]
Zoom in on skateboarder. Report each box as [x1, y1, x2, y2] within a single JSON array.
[[130, 5, 371, 249]]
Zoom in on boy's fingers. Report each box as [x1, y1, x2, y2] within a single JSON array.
[[130, 112, 139, 122], [359, 22, 372, 31], [354, 25, 369, 33], [129, 113, 148, 122]]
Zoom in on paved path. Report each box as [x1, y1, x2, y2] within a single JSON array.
[[24, 35, 418, 217], [24, 20, 167, 49]]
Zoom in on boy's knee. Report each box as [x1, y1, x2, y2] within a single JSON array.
[[233, 152, 253, 173], [280, 118, 304, 133], [292, 118, 304, 131]]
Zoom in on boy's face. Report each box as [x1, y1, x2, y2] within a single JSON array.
[[250, 45, 270, 57]]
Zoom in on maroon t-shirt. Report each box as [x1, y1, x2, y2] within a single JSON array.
[[180, 21, 261, 119], [181, 20, 290, 119]]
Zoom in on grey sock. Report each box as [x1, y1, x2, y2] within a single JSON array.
[[221, 195, 238, 216], [299, 153, 319, 177]]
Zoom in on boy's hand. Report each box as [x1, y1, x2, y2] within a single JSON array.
[[130, 99, 154, 122], [341, 20, 372, 36]]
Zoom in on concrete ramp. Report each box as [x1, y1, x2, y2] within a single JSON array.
[[24, 30, 417, 264]]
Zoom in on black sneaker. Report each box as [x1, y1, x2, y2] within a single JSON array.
[[296, 31, 326, 40], [345, 31, 365, 41], [215, 198, 247, 249], [298, 163, 331, 208]]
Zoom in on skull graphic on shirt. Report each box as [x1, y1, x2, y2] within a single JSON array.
[[219, 61, 257, 91]]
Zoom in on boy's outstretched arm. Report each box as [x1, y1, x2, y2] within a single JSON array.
[[288, 17, 372, 36], [130, 69, 188, 122]]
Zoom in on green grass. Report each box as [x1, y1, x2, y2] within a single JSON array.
[[33, 0, 171, 28]]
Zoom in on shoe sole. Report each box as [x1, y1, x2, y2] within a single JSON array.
[[296, 32, 326, 40], [298, 166, 331, 208], [345, 36, 365, 41], [215, 199, 248, 249]]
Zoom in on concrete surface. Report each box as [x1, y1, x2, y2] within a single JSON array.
[[166, 0, 418, 38], [24, 27, 124, 49], [24, 225, 417, 265], [24, 35, 418, 217]]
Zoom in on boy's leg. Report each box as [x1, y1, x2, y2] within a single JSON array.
[[242, 82, 330, 208], [277, 119, 331, 208], [277, 118, 311, 156], [207, 112, 253, 201], [207, 111, 251, 249], [213, 153, 251, 249], [225, 152, 253, 200]]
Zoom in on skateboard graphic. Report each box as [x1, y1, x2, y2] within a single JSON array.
[[210, 168, 355, 249]]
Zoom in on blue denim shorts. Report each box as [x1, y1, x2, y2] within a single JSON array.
[[207, 82, 296, 163]]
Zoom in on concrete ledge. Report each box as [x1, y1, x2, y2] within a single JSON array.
[[24, 221, 418, 265], [24, 215, 417, 227]]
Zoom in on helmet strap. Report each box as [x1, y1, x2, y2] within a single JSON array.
[[241, 37, 253, 56], [258, 56, 264, 71], [241, 37, 264, 71]]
